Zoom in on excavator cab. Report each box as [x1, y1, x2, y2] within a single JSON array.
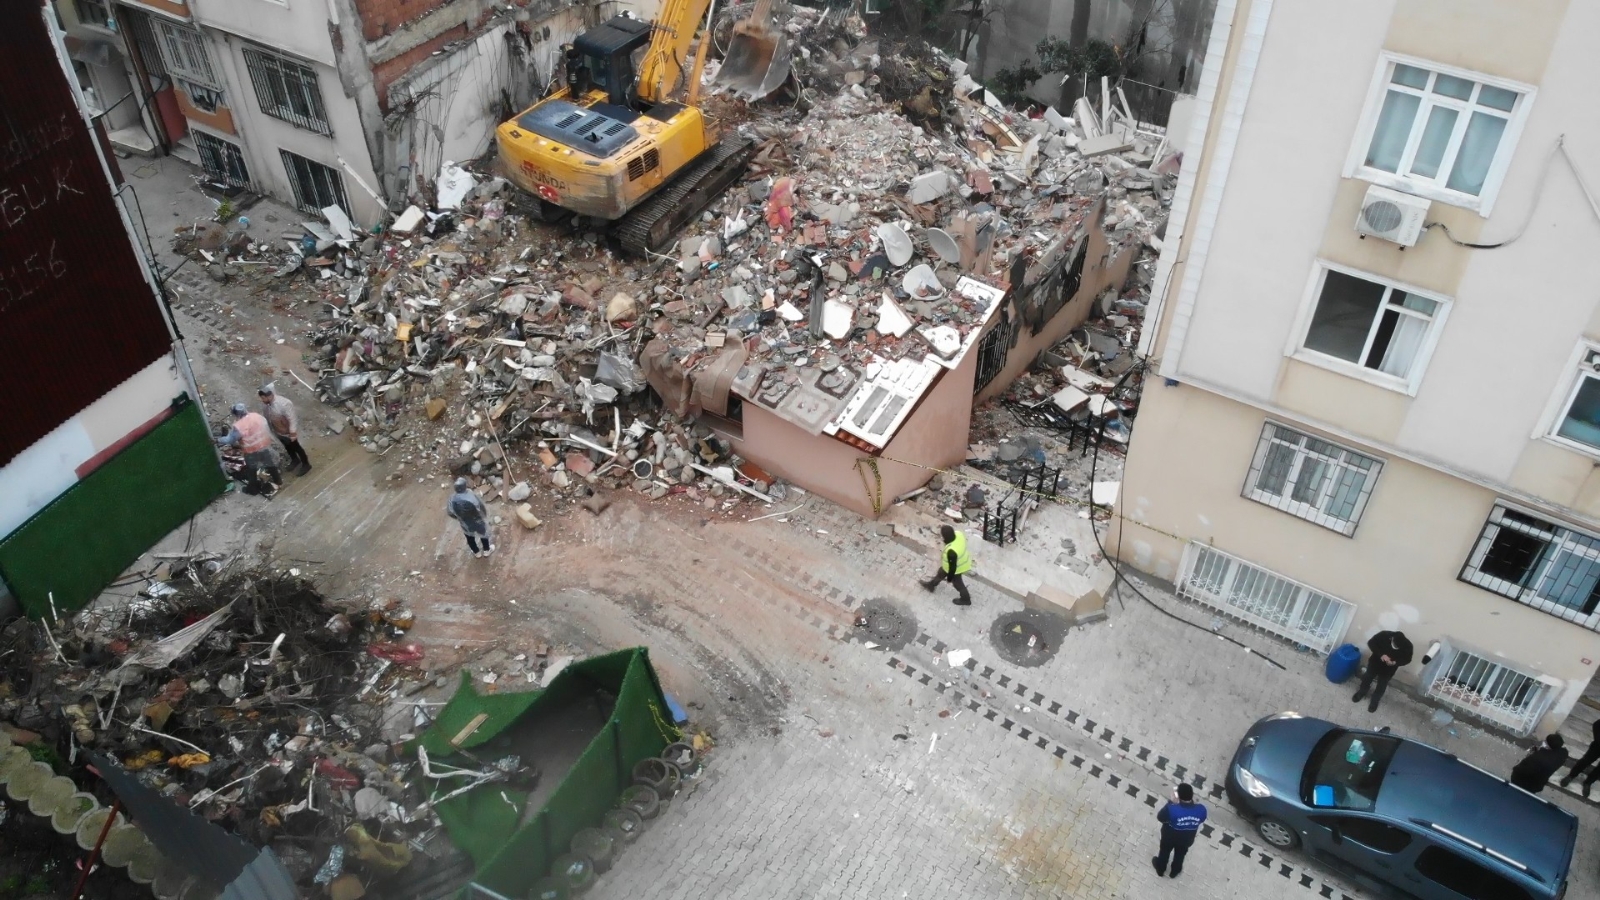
[[567, 16, 653, 110]]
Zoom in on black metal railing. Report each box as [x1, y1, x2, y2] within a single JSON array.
[[243, 46, 331, 135]]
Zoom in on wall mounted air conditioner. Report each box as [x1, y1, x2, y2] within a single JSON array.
[[1355, 184, 1430, 247]]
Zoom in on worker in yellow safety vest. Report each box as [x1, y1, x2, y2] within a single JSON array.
[[921, 524, 973, 606], [217, 403, 283, 496]]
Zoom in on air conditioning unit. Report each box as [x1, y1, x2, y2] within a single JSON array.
[[1355, 184, 1430, 247]]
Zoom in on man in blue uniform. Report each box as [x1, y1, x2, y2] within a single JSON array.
[[1153, 783, 1207, 878]]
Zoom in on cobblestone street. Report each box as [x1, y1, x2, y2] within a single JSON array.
[[139, 154, 1600, 896]]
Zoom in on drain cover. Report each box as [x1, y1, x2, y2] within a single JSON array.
[[988, 609, 1069, 668], [854, 597, 918, 650]]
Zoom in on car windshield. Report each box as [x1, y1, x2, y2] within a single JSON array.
[[1305, 731, 1401, 812]]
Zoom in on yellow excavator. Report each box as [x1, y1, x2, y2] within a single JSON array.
[[495, 0, 789, 256]]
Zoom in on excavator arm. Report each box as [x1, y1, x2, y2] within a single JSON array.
[[637, 0, 715, 103]]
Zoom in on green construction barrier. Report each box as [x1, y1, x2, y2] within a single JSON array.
[[0, 397, 226, 618], [413, 648, 679, 897]]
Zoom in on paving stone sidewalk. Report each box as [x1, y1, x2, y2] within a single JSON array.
[[699, 499, 1600, 898]]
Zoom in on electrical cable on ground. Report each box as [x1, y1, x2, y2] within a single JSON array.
[[1086, 360, 1287, 670]]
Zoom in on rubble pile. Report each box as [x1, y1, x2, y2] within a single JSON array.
[[174, 8, 1174, 522], [0, 564, 452, 895]]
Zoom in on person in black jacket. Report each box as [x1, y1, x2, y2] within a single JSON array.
[[1351, 630, 1413, 713], [1559, 719, 1600, 797], [1512, 735, 1567, 793]]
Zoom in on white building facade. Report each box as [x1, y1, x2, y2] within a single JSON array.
[[1119, 0, 1600, 739]]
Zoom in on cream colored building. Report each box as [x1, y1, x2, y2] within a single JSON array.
[[1117, 0, 1600, 738]]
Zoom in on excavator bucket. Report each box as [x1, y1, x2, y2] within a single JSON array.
[[714, 1, 792, 100]]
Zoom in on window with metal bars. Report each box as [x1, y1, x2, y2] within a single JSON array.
[[179, 80, 225, 114], [1460, 503, 1600, 627], [122, 8, 169, 80], [974, 310, 1015, 393], [195, 132, 250, 187], [1422, 641, 1555, 736], [73, 0, 113, 28], [1242, 422, 1381, 535], [244, 47, 330, 135], [153, 20, 217, 87], [1176, 543, 1355, 654], [279, 150, 348, 214]]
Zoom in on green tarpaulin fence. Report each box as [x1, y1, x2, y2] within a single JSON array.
[[0, 397, 226, 618], [414, 648, 679, 898]]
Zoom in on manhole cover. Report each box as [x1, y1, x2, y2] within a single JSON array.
[[988, 609, 1069, 667], [854, 597, 918, 650]]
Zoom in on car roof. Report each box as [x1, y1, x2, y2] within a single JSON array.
[[1374, 739, 1576, 884]]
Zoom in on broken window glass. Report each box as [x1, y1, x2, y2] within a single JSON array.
[[1462, 505, 1600, 616], [1303, 270, 1438, 382], [1361, 61, 1520, 198]]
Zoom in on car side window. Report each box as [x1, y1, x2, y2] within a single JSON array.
[[1414, 846, 1533, 900], [1307, 815, 1412, 854]]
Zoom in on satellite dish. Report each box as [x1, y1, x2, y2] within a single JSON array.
[[877, 223, 914, 267], [925, 228, 961, 264]]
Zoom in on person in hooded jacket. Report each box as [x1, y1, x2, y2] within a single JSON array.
[[446, 478, 494, 558]]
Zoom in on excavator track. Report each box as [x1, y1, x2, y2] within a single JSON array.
[[615, 135, 757, 257]]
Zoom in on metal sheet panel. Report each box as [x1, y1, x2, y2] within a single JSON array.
[[0, 4, 174, 466]]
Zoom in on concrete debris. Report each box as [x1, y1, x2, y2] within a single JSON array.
[[174, 12, 1169, 530]]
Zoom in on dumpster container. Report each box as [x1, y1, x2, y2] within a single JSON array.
[[1326, 643, 1362, 684]]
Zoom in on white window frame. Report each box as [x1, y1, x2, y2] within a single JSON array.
[[1286, 261, 1451, 397], [1175, 543, 1356, 655], [178, 79, 225, 114], [1419, 639, 1559, 736], [152, 20, 218, 89], [1344, 52, 1535, 217], [1242, 422, 1382, 536], [73, 0, 115, 30], [1533, 339, 1600, 461]]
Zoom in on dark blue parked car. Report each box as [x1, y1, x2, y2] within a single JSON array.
[[1225, 713, 1576, 900]]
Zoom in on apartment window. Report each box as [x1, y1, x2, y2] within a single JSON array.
[[280, 150, 348, 214], [1461, 504, 1600, 627], [153, 20, 217, 87], [179, 80, 225, 114], [244, 47, 330, 134], [1176, 543, 1355, 654], [196, 132, 250, 187], [1354, 57, 1529, 211], [1297, 266, 1445, 392], [74, 0, 114, 28], [1244, 423, 1381, 535], [1550, 347, 1600, 453], [1422, 640, 1556, 737], [123, 8, 169, 80]]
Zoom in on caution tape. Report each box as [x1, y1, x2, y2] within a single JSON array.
[[854, 457, 885, 516], [647, 700, 683, 744]]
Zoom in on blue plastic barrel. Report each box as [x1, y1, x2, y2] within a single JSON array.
[[1325, 643, 1362, 684]]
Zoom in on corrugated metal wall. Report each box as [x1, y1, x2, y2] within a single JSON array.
[[0, 2, 174, 466]]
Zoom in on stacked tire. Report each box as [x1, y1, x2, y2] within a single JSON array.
[[538, 744, 699, 898]]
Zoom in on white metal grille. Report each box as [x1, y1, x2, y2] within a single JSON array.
[[1243, 422, 1382, 535], [1422, 642, 1557, 736], [1176, 543, 1355, 654], [153, 20, 217, 88]]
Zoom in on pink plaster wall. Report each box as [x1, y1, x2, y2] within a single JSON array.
[[737, 350, 979, 518]]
